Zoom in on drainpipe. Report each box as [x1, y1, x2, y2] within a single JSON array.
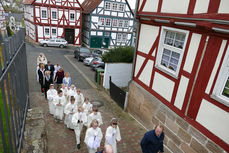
[[124, 0, 139, 111]]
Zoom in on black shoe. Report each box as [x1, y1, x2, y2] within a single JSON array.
[[77, 144, 80, 149]]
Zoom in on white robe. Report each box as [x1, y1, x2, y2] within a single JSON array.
[[64, 103, 77, 129], [61, 87, 69, 102], [53, 65, 60, 80], [72, 112, 87, 145], [47, 89, 57, 115], [82, 102, 93, 116], [74, 93, 84, 107], [84, 127, 103, 153], [105, 126, 121, 153], [67, 89, 76, 103], [87, 112, 103, 128], [53, 95, 66, 120]]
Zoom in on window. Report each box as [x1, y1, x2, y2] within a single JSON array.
[[52, 28, 57, 36], [104, 32, 110, 37], [118, 4, 125, 11], [118, 20, 123, 27], [155, 26, 189, 78], [45, 28, 50, 36], [70, 13, 75, 21], [105, 2, 111, 10], [113, 19, 118, 27], [117, 33, 122, 42], [124, 20, 129, 28], [99, 18, 105, 26], [51, 11, 57, 19], [212, 46, 229, 107], [122, 33, 127, 42], [112, 3, 118, 10], [105, 18, 111, 26], [41, 10, 47, 19]]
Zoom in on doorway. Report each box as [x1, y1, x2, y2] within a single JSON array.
[[65, 28, 74, 44]]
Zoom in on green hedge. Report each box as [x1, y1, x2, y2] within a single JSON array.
[[102, 46, 134, 63]]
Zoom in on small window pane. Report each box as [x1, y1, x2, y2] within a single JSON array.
[[119, 4, 124, 11], [112, 3, 117, 10], [99, 18, 104, 26], [105, 2, 111, 10], [70, 13, 75, 20], [106, 18, 111, 26], [118, 20, 123, 27], [42, 10, 47, 18], [164, 31, 185, 49], [45, 28, 49, 35], [161, 49, 180, 72], [52, 11, 57, 19], [113, 19, 118, 27], [222, 77, 229, 98], [124, 20, 129, 28]]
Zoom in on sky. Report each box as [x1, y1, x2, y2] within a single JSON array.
[[78, 0, 136, 9]]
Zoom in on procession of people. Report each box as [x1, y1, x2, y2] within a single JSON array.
[[36, 53, 121, 153]]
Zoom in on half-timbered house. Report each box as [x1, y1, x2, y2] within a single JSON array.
[[24, 0, 82, 45], [127, 0, 229, 152], [0, 2, 7, 37], [81, 0, 134, 48]]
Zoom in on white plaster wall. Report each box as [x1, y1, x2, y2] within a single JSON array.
[[143, 0, 159, 12], [103, 63, 132, 89], [183, 33, 202, 73], [205, 40, 227, 94], [161, 0, 189, 14], [218, 0, 229, 13], [139, 60, 154, 86], [174, 76, 189, 110], [194, 0, 210, 14], [152, 72, 175, 102], [196, 99, 229, 144], [138, 24, 159, 54]]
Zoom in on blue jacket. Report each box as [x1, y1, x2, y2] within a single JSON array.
[[140, 130, 164, 153], [62, 77, 71, 87]]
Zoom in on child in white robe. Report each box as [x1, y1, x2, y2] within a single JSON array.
[[60, 83, 69, 102], [67, 85, 76, 103], [87, 106, 103, 128], [47, 84, 57, 115], [84, 119, 103, 153], [64, 96, 78, 129], [82, 98, 93, 116], [54, 90, 66, 122], [105, 118, 121, 153], [74, 89, 84, 107], [72, 106, 87, 149]]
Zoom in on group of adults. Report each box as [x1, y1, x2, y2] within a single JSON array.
[[36, 53, 122, 153]]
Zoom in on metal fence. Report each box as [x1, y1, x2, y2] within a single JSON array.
[[109, 77, 126, 109], [0, 28, 29, 153]]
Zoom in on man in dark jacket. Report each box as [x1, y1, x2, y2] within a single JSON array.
[[141, 124, 164, 153], [45, 61, 55, 79]]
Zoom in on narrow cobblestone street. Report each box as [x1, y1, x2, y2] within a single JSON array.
[[26, 43, 146, 153]]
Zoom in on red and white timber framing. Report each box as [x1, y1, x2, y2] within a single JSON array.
[[134, 0, 229, 151], [24, 0, 82, 45]]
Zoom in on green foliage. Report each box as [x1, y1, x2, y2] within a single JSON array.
[[102, 46, 134, 63], [6, 22, 14, 37]]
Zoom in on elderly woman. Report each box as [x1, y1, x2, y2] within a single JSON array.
[[44, 70, 53, 99], [54, 67, 64, 85], [36, 53, 47, 82], [63, 72, 71, 88]]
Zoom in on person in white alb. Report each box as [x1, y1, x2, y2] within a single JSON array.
[[47, 84, 57, 115], [64, 96, 78, 129], [105, 118, 121, 153], [82, 97, 93, 116], [74, 89, 84, 107], [53, 64, 60, 80], [87, 106, 103, 128], [60, 83, 69, 103], [67, 84, 76, 103], [72, 106, 87, 149], [84, 119, 103, 153], [54, 90, 66, 122]]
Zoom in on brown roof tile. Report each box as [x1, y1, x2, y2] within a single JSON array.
[[81, 0, 103, 14], [23, 0, 35, 5]]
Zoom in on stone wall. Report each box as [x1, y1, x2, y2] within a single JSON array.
[[127, 81, 227, 153]]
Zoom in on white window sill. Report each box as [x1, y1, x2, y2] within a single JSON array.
[[210, 95, 229, 107], [155, 64, 179, 79]]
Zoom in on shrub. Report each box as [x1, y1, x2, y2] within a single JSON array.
[[102, 46, 134, 63]]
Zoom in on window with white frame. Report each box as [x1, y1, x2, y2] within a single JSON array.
[[118, 3, 125, 11], [117, 33, 122, 42], [124, 20, 129, 28], [105, 18, 111, 26], [118, 20, 123, 27], [113, 19, 118, 27], [122, 33, 127, 42], [212, 46, 229, 106], [105, 2, 111, 10], [155, 26, 189, 78], [41, 10, 47, 19], [44, 28, 50, 36], [70, 13, 75, 21], [112, 3, 118, 10], [99, 18, 105, 26], [51, 11, 57, 19], [52, 28, 57, 37]]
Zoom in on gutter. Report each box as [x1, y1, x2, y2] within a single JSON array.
[[124, 0, 139, 111]]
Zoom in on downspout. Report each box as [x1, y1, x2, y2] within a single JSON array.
[[124, 0, 139, 111]]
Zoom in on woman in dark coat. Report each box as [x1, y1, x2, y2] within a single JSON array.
[[55, 67, 64, 85], [38, 63, 45, 94], [44, 70, 53, 99]]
